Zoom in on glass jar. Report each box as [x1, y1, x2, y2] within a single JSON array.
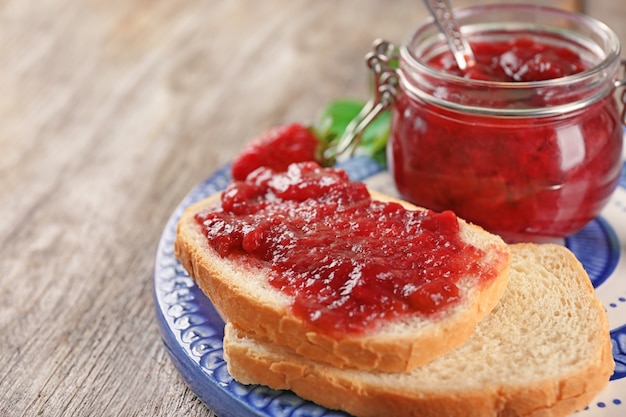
[[385, 4, 625, 242]]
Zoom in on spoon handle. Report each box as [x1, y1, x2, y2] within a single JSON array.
[[424, 0, 475, 70]]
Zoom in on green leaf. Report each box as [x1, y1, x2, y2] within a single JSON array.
[[315, 99, 365, 145], [314, 99, 390, 166]]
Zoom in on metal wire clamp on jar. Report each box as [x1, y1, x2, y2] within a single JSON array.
[[331, 5, 626, 243]]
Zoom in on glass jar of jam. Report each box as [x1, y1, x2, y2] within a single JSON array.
[[383, 5, 625, 242]]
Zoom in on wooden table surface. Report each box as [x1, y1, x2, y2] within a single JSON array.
[[2, 1, 624, 416]]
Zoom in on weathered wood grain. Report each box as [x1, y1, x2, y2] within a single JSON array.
[[0, 0, 620, 416]]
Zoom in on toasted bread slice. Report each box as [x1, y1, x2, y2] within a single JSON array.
[[175, 181, 510, 372], [224, 243, 614, 417]]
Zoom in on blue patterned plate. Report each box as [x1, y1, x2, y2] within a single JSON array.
[[154, 157, 626, 417]]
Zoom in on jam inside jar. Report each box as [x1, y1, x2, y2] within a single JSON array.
[[387, 5, 625, 242]]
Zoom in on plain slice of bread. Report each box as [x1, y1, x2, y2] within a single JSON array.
[[175, 187, 510, 372], [223, 243, 614, 417]]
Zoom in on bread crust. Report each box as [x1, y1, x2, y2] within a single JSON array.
[[226, 336, 612, 417], [223, 244, 614, 417], [175, 189, 510, 372]]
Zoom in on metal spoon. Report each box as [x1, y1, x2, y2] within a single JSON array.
[[424, 0, 475, 70]]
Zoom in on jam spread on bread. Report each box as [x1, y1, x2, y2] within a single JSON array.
[[195, 162, 495, 335]]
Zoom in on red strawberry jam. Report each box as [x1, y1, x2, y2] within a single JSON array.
[[431, 37, 587, 82], [389, 35, 623, 241], [195, 162, 497, 336]]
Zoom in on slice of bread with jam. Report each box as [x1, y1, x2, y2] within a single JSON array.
[[223, 243, 614, 417], [174, 162, 510, 372]]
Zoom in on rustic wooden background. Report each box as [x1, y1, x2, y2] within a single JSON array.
[[1, 0, 623, 416]]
